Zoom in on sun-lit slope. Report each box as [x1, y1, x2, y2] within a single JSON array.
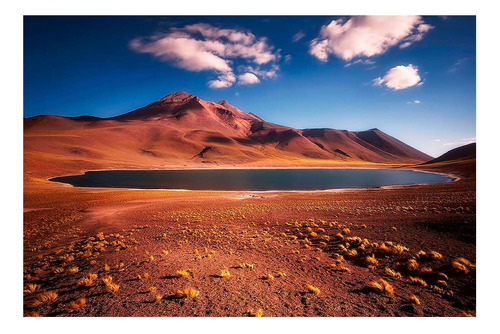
[[353, 128, 432, 162], [24, 91, 433, 178], [423, 143, 476, 165], [416, 143, 476, 178]]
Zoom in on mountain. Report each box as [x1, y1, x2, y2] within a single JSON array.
[[24, 91, 432, 173], [416, 143, 476, 178], [422, 143, 476, 165]]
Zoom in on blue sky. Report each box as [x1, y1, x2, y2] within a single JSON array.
[[24, 16, 475, 157]]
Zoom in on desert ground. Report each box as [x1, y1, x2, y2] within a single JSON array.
[[23, 157, 475, 317], [23, 93, 475, 317]]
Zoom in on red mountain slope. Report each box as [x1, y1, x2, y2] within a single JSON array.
[[24, 91, 433, 172]]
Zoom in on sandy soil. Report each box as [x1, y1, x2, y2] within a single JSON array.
[[23, 160, 475, 317]]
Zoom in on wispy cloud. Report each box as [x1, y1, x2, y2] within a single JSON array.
[[373, 65, 423, 90], [407, 100, 421, 104], [292, 31, 305, 42], [443, 137, 476, 146], [309, 16, 433, 62], [129, 23, 281, 88], [449, 57, 468, 73], [344, 59, 375, 68]]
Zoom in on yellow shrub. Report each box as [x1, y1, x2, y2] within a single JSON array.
[[306, 284, 320, 295], [407, 294, 420, 304], [65, 298, 86, 313]]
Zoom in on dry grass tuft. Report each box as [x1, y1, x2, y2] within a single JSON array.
[[65, 298, 86, 313], [409, 276, 428, 287], [306, 284, 320, 295], [461, 310, 476, 317], [384, 267, 402, 278], [155, 294, 163, 303], [68, 266, 79, 274], [101, 275, 113, 285], [407, 294, 420, 304], [174, 287, 200, 299], [26, 311, 41, 317], [333, 233, 344, 241], [24, 283, 41, 294], [219, 269, 231, 278], [365, 254, 379, 267], [452, 257, 473, 274], [247, 308, 264, 317], [176, 270, 191, 278], [77, 278, 94, 287], [336, 265, 351, 272], [417, 250, 443, 261], [263, 273, 275, 281], [436, 280, 448, 287], [366, 278, 394, 295], [36, 291, 58, 303], [406, 259, 419, 271], [105, 282, 120, 294], [345, 249, 358, 258], [437, 271, 448, 279]]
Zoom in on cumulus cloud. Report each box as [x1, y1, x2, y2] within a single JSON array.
[[373, 64, 423, 90], [208, 72, 236, 88], [237, 72, 260, 85], [237, 63, 279, 80], [130, 23, 280, 88], [309, 16, 433, 61]]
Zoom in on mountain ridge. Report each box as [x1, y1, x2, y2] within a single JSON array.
[[24, 91, 433, 167]]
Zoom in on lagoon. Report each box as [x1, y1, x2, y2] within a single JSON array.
[[50, 169, 452, 191]]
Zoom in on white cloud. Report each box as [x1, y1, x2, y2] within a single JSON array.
[[373, 77, 385, 86], [237, 64, 279, 79], [344, 59, 375, 67], [292, 31, 305, 42], [449, 57, 468, 73], [373, 64, 422, 90], [237, 72, 260, 85], [443, 137, 476, 146], [208, 72, 236, 88], [406, 100, 421, 104], [309, 16, 433, 61], [130, 23, 280, 88]]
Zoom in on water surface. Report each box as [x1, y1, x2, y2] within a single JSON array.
[[50, 169, 451, 191]]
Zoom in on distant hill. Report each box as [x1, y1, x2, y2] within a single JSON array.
[[422, 143, 476, 165], [24, 91, 433, 173]]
